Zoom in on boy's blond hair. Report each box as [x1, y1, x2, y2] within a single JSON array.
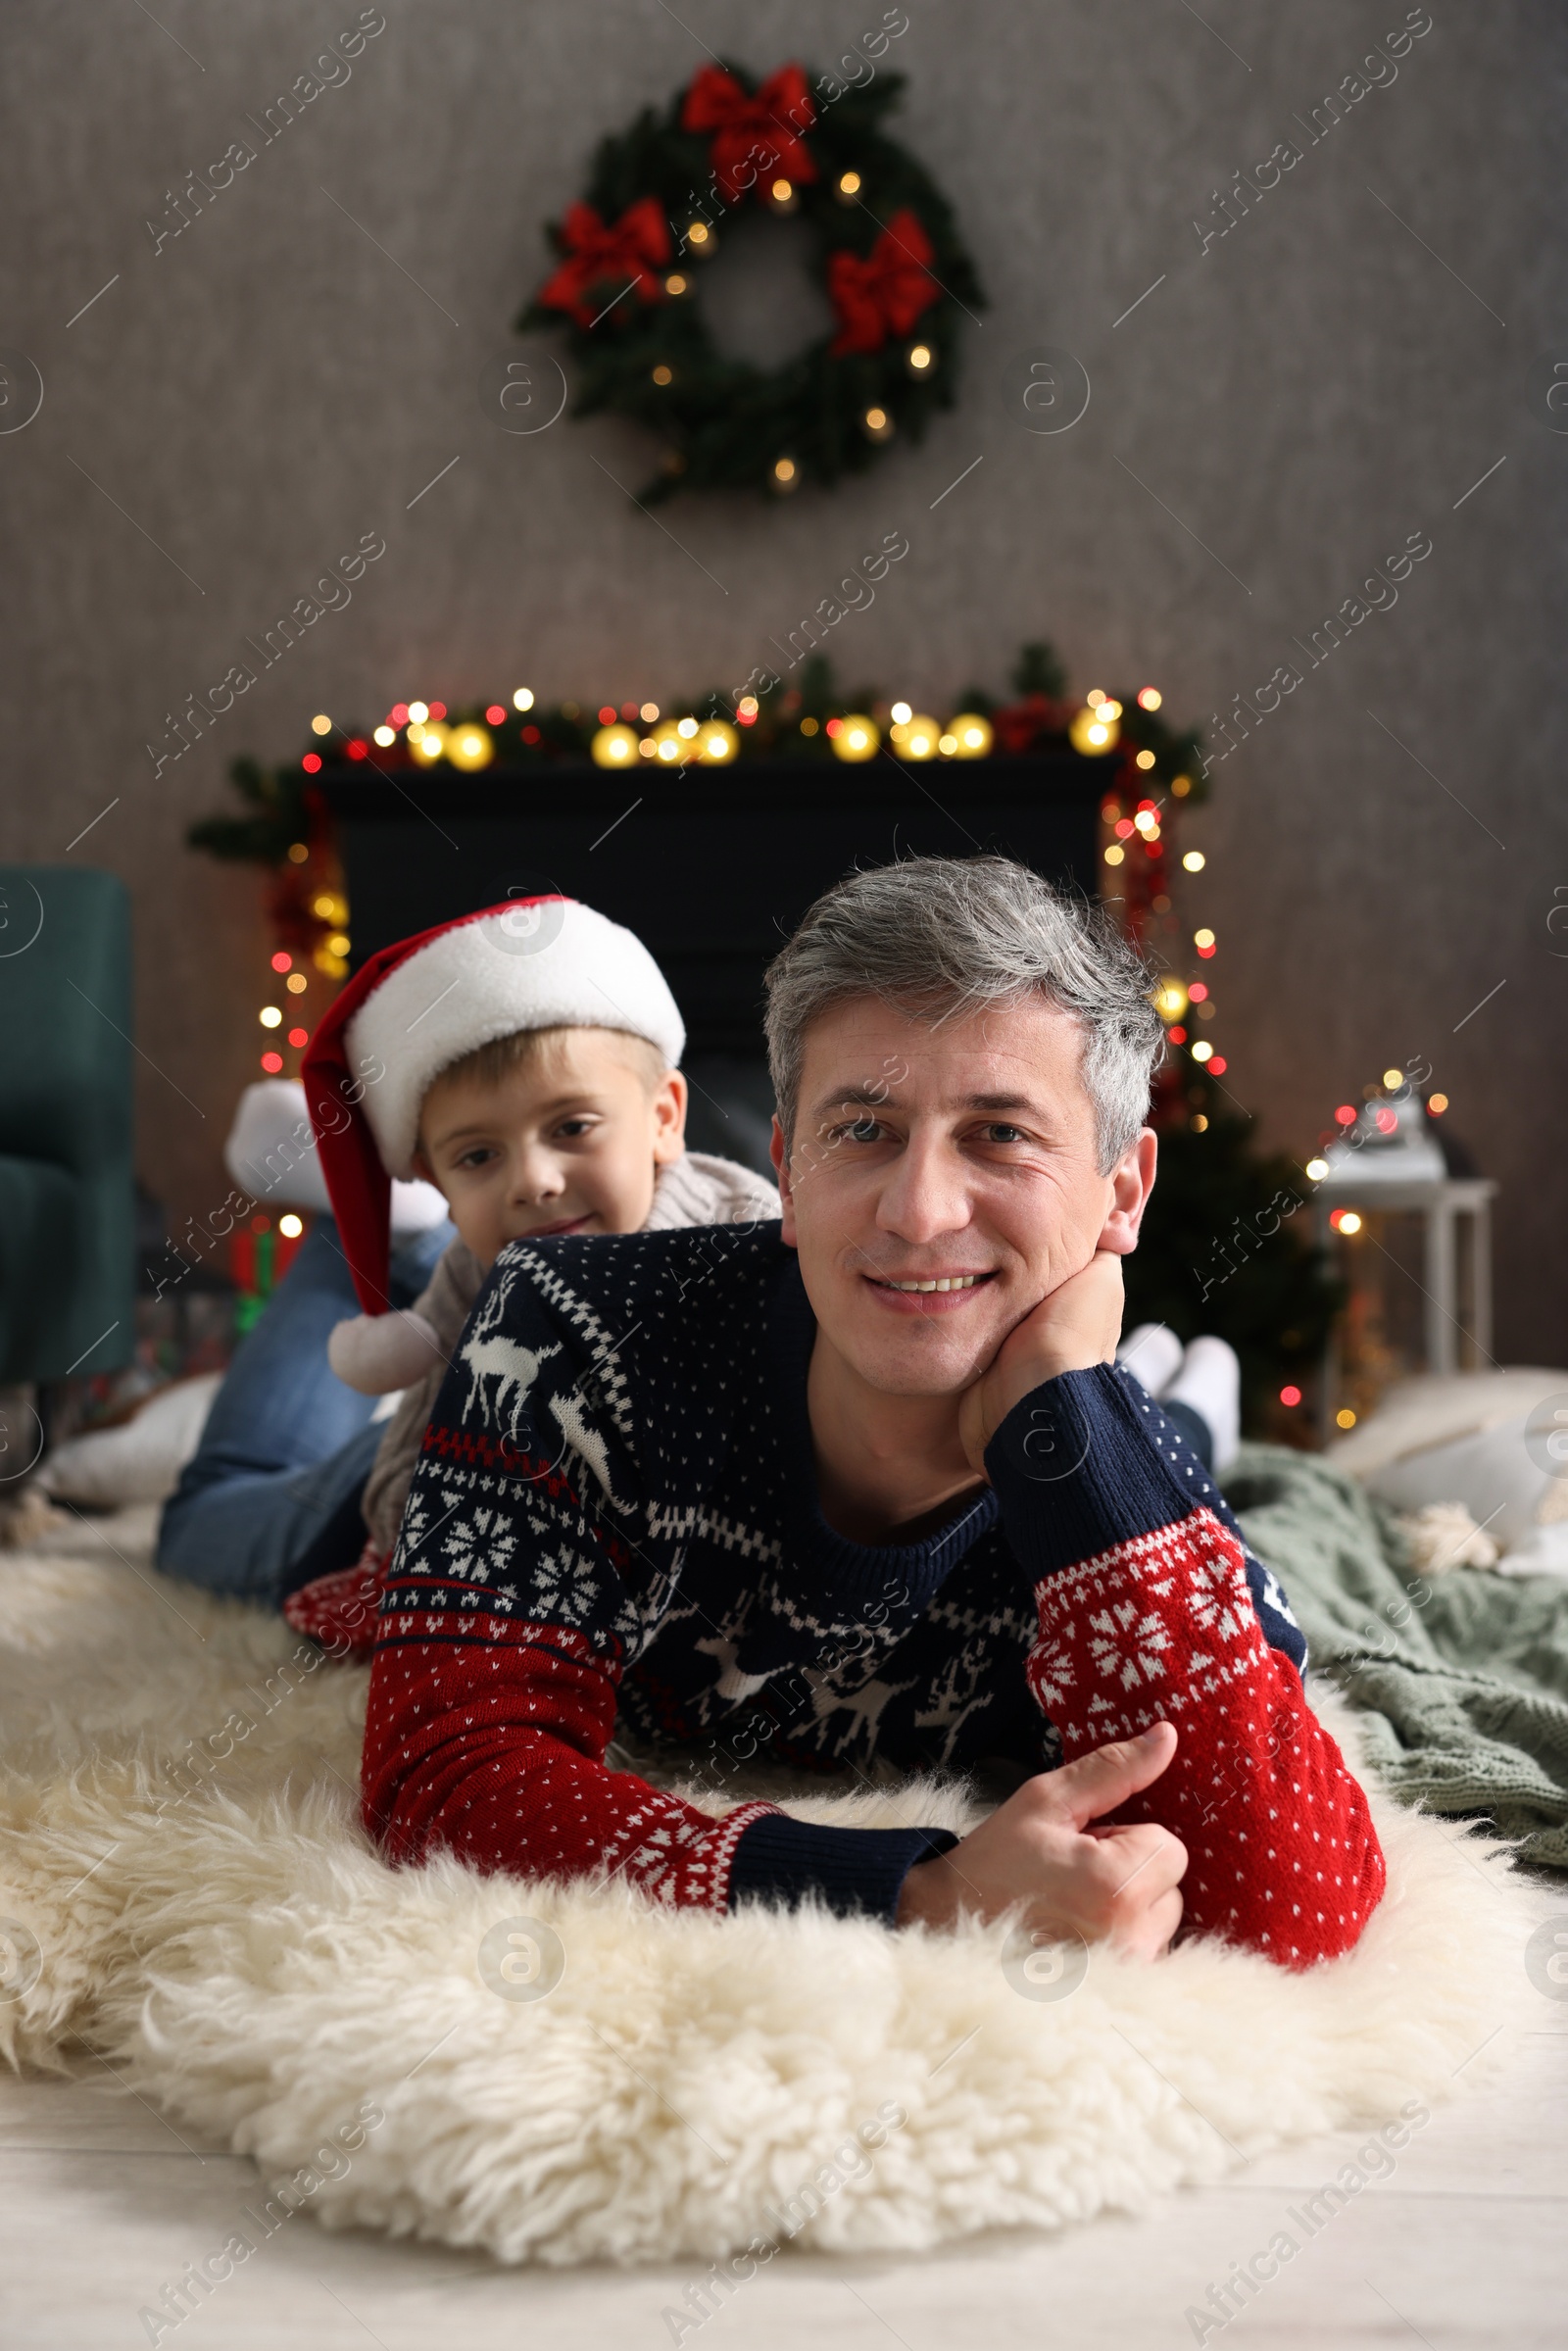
[[419, 1023, 667, 1134]]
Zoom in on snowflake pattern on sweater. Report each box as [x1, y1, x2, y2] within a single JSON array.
[[360, 1223, 1386, 1966]]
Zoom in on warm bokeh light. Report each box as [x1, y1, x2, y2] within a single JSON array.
[[1305, 1157, 1330, 1181], [310, 714, 331, 736], [447, 724, 494, 771], [1335, 1103, 1357, 1125], [1069, 705, 1119, 755], [259, 1005, 282, 1028], [950, 714, 993, 758], [892, 714, 939, 759], [407, 701, 429, 724], [590, 723, 639, 768], [1428, 1093, 1449, 1114], [513, 687, 534, 710], [1190, 1040, 1213, 1062], [1280, 1385, 1301, 1408], [830, 715, 880, 762], [278, 1213, 304, 1239], [407, 722, 449, 766], [1336, 1407, 1358, 1429], [1182, 851, 1205, 872], [695, 721, 738, 763], [1137, 687, 1162, 710]]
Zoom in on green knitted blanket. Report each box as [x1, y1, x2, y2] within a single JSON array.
[[1227, 1441, 1568, 1868]]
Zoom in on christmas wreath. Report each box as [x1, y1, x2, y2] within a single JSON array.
[[516, 57, 985, 503]]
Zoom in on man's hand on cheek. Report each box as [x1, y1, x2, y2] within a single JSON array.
[[957, 1250, 1124, 1477]]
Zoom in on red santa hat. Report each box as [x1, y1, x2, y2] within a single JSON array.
[[301, 895, 685, 1319]]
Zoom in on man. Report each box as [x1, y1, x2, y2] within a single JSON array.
[[361, 857, 1385, 1970]]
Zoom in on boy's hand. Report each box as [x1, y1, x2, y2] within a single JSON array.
[[896, 1723, 1185, 1960], [957, 1250, 1124, 1477]]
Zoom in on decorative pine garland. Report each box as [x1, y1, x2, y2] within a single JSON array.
[[515, 62, 985, 503]]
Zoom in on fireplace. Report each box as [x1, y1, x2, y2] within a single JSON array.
[[323, 755, 1103, 1169]]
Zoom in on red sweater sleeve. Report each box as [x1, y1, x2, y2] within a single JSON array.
[[987, 1369, 1386, 1969], [359, 1446, 776, 1906]]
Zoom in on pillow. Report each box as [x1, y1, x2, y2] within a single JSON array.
[[1354, 1399, 1568, 1557], [38, 1374, 221, 1507], [1328, 1369, 1568, 1479]]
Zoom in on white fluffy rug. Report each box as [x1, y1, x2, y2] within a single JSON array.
[[0, 1508, 1552, 2267]]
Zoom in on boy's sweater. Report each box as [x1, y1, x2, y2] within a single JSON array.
[[360, 1152, 778, 1557], [360, 1224, 1386, 1969]]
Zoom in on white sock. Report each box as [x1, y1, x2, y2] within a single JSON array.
[[1116, 1322, 1184, 1398], [1162, 1337, 1242, 1473]]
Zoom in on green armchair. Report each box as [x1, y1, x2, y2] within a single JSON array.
[[0, 866, 134, 1384]]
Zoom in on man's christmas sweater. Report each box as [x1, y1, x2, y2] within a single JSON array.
[[360, 1224, 1386, 1969]]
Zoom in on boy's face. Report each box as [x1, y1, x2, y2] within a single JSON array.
[[414, 1028, 687, 1269], [772, 995, 1154, 1401]]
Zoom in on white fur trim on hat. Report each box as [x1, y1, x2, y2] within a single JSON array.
[[345, 901, 686, 1180]]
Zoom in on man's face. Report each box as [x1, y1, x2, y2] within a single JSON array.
[[773, 995, 1153, 1399]]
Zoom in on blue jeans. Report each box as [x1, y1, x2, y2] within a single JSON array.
[[157, 1216, 454, 1606]]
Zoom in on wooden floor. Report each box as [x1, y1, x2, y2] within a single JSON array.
[[4, 2009, 1565, 2349]]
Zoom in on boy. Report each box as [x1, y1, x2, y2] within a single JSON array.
[[157, 896, 775, 1621]]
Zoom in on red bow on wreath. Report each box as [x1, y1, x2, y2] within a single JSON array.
[[827, 210, 940, 356], [538, 197, 672, 326], [681, 64, 817, 204]]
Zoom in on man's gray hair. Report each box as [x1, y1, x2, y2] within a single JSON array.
[[763, 855, 1164, 1173]]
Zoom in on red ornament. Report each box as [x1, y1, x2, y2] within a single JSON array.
[[826, 210, 940, 355], [680, 65, 816, 205], [537, 197, 672, 326]]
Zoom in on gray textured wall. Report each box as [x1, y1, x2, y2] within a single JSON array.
[[1, 2, 1563, 1357]]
